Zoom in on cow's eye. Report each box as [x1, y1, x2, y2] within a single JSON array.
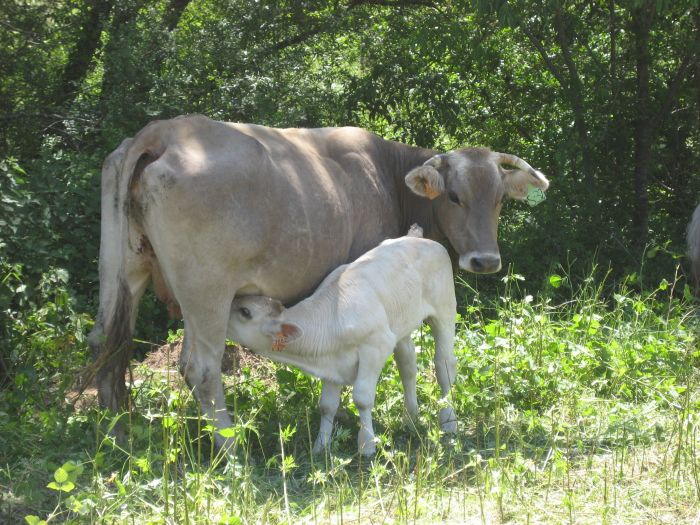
[[239, 307, 251, 319], [448, 190, 461, 205]]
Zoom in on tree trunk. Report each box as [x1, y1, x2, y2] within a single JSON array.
[[50, 0, 113, 108], [631, 1, 654, 248], [163, 0, 192, 31], [553, 6, 595, 188]]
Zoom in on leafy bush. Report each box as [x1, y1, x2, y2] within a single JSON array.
[[0, 260, 90, 415]]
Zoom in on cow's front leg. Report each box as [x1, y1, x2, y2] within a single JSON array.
[[313, 380, 342, 454]]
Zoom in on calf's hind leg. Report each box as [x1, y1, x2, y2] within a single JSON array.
[[394, 337, 419, 425]]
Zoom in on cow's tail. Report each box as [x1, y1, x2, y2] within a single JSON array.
[[84, 126, 164, 413], [407, 223, 424, 238], [688, 204, 700, 295]]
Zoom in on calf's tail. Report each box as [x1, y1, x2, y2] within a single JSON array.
[[407, 224, 424, 238]]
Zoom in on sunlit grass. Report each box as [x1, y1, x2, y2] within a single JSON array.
[[2, 269, 698, 524]]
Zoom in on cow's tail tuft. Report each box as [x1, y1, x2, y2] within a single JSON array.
[[83, 128, 163, 412]]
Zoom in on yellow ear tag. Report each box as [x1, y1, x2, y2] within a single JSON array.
[[272, 333, 287, 351], [526, 184, 546, 207]]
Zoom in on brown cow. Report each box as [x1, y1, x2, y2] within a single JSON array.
[[88, 115, 549, 448]]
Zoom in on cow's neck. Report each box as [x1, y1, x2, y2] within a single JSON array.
[[382, 139, 446, 242]]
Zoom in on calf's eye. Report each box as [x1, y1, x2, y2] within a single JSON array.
[[448, 190, 460, 205], [240, 307, 251, 319]]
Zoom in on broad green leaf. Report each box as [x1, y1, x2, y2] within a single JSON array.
[[549, 274, 563, 288], [53, 467, 68, 484], [219, 427, 237, 439], [47, 480, 75, 493]]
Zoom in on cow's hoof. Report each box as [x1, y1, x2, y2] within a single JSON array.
[[439, 407, 458, 433], [312, 437, 331, 455], [358, 436, 378, 457], [359, 446, 377, 457]]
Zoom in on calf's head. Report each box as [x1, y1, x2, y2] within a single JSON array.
[[228, 296, 302, 351], [405, 149, 549, 273]]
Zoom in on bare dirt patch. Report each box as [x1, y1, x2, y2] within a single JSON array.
[[68, 340, 270, 409]]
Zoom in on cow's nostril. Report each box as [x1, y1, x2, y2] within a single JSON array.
[[459, 252, 502, 273], [468, 254, 501, 274]]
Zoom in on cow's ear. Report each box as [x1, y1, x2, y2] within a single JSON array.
[[405, 155, 446, 200], [503, 168, 549, 201]]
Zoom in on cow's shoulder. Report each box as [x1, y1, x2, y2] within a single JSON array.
[[321, 126, 381, 157]]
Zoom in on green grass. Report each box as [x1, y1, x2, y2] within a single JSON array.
[[1, 270, 698, 524]]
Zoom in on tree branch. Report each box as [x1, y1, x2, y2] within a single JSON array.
[[269, 26, 328, 52], [267, 0, 435, 54], [650, 10, 699, 138], [51, 0, 113, 107], [348, 0, 435, 7], [0, 112, 95, 123], [519, 26, 568, 89], [163, 0, 192, 31]]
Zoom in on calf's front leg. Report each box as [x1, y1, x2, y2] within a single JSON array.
[[353, 344, 388, 456], [313, 380, 342, 454]]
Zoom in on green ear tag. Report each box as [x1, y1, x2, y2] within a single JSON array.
[[526, 184, 546, 207]]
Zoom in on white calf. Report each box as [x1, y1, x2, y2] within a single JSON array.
[[227, 229, 458, 455]]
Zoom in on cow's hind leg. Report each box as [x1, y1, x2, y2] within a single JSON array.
[[177, 296, 235, 450], [427, 316, 458, 433]]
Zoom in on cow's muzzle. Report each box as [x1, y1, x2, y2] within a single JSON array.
[[459, 252, 502, 274]]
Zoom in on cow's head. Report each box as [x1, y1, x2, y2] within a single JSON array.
[[405, 148, 549, 273]]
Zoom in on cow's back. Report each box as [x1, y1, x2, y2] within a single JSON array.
[[127, 115, 403, 304]]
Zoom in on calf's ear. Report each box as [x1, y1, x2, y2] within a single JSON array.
[[262, 320, 303, 344], [405, 155, 446, 200], [503, 168, 549, 201], [279, 323, 302, 343]]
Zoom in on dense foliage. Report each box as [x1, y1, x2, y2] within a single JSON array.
[[1, 2, 699, 521]]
